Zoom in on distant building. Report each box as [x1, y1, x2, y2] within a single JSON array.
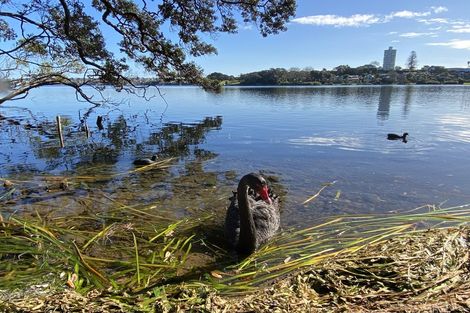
[[383, 47, 397, 71]]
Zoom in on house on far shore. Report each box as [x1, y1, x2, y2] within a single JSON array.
[[346, 75, 361, 84], [448, 68, 470, 74]]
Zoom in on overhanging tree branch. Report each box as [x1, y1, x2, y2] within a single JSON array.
[[0, 0, 296, 105]]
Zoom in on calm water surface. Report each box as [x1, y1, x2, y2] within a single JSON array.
[[1, 85, 470, 228]]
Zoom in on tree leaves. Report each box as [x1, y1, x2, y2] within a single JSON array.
[[0, 0, 296, 104]]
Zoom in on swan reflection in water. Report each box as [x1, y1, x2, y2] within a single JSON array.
[[224, 173, 280, 255]]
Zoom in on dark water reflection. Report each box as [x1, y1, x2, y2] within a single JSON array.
[[377, 86, 392, 120], [1, 85, 470, 229]]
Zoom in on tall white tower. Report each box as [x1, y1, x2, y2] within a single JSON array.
[[383, 47, 397, 71]]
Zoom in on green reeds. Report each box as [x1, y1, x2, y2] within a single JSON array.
[[0, 208, 211, 293], [1, 198, 469, 301], [132, 232, 140, 286]]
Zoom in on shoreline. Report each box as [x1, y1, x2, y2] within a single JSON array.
[[1, 226, 468, 312]]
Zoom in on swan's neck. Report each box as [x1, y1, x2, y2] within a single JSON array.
[[237, 181, 257, 254]]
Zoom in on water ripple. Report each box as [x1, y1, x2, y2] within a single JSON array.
[[288, 134, 437, 155], [288, 136, 364, 151], [436, 115, 470, 144]]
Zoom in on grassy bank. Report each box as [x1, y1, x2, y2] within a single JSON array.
[[1, 196, 469, 312]]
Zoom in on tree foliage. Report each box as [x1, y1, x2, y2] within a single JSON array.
[[0, 0, 296, 104], [206, 72, 235, 81], [233, 65, 468, 86]]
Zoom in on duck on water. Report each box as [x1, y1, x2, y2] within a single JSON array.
[[387, 132, 409, 143], [224, 173, 280, 255], [133, 155, 158, 165]]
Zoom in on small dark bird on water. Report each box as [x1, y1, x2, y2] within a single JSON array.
[[387, 132, 409, 143], [133, 155, 158, 165]]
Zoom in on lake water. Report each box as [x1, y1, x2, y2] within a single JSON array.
[[1, 85, 470, 228]]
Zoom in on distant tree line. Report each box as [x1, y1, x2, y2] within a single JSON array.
[[206, 64, 470, 86]]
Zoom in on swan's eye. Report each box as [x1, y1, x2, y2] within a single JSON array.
[[255, 183, 264, 191]]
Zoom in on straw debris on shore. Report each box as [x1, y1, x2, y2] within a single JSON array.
[[203, 227, 470, 313]]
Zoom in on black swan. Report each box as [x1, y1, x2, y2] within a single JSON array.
[[224, 173, 280, 255], [387, 132, 408, 142], [133, 155, 158, 165]]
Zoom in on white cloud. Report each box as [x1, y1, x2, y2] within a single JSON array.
[[427, 39, 470, 50], [399, 32, 436, 38], [431, 6, 448, 14], [448, 25, 470, 33], [418, 18, 449, 24], [240, 24, 253, 30], [388, 6, 447, 21], [291, 14, 380, 27], [448, 28, 470, 33], [389, 10, 430, 19], [293, 6, 449, 28], [388, 31, 398, 35]]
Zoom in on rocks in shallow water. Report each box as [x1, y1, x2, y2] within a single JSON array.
[[3, 180, 13, 188]]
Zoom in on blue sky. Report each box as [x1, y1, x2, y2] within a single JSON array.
[[2, 1, 469, 77], [196, 0, 470, 75]]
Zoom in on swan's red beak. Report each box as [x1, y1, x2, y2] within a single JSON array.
[[259, 186, 272, 204]]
